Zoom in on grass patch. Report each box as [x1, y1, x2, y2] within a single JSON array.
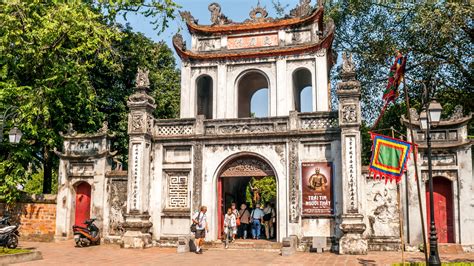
[[393, 263, 474, 266], [0, 247, 30, 256]]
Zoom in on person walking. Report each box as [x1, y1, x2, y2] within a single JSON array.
[[263, 202, 275, 240], [192, 206, 208, 254], [250, 203, 264, 239], [230, 203, 239, 240], [238, 203, 250, 239], [223, 208, 237, 248]]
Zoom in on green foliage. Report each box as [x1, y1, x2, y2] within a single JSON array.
[[0, 1, 179, 203], [245, 176, 277, 208], [324, 1, 473, 163], [324, 1, 473, 122], [393, 262, 474, 266], [96, 0, 180, 34], [0, 247, 30, 255], [23, 170, 58, 195], [91, 26, 180, 166]]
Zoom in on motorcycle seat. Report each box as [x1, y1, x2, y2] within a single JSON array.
[[0, 225, 16, 233]]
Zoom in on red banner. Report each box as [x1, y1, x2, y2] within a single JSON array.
[[301, 162, 333, 216]]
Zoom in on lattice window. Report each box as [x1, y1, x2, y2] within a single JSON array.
[[166, 171, 189, 209], [301, 117, 338, 130], [156, 125, 194, 136]]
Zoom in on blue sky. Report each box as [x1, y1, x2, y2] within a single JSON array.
[[118, 0, 315, 116]]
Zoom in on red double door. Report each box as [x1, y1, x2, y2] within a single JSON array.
[[75, 182, 91, 226], [426, 177, 454, 243]]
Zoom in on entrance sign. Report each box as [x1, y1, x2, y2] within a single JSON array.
[[302, 162, 333, 216]]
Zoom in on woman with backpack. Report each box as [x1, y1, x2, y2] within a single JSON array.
[[263, 202, 275, 240], [238, 203, 250, 239]]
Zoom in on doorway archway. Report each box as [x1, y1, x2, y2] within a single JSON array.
[[426, 176, 454, 243], [75, 182, 91, 226], [216, 154, 277, 239]]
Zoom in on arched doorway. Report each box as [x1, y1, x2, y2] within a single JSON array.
[[217, 155, 277, 240], [237, 71, 269, 118], [426, 176, 454, 243], [75, 182, 91, 226]]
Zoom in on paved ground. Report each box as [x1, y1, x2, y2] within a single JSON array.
[[14, 240, 474, 266]]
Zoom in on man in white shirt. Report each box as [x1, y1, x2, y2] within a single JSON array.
[[192, 206, 208, 254]]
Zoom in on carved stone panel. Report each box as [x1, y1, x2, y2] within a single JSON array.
[[165, 171, 190, 209], [130, 143, 142, 211], [193, 143, 203, 209], [366, 181, 399, 237], [107, 178, 127, 236], [227, 34, 278, 50], [289, 139, 300, 223], [220, 157, 275, 177], [345, 135, 358, 213], [131, 112, 144, 132], [68, 162, 94, 177], [341, 104, 358, 124]]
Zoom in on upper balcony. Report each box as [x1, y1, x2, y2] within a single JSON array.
[[153, 111, 339, 141]]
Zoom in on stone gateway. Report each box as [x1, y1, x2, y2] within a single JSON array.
[[54, 2, 473, 254]]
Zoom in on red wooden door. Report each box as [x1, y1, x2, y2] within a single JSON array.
[[75, 182, 91, 226], [217, 176, 223, 238], [426, 177, 454, 243]]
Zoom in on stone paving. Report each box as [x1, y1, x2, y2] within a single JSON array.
[[14, 240, 474, 266]]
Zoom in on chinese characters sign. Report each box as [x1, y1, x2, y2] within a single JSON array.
[[227, 34, 278, 50], [302, 162, 333, 216]]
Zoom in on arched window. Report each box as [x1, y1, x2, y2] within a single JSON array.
[[196, 75, 213, 119], [292, 68, 313, 112], [237, 71, 269, 118]]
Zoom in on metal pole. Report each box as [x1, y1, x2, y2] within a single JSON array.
[[402, 79, 428, 263], [392, 128, 405, 265], [426, 114, 441, 265]]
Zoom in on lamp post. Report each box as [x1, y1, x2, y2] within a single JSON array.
[[419, 99, 443, 266], [0, 106, 22, 144]]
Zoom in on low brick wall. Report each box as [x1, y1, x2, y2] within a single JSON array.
[[0, 195, 57, 242]]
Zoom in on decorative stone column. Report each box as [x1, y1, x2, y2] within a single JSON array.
[[121, 68, 155, 248], [336, 53, 368, 255]]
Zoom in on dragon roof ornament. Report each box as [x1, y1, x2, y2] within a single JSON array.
[[209, 2, 232, 25], [289, 0, 313, 18]]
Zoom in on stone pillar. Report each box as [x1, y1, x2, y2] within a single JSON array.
[[122, 68, 156, 248], [336, 53, 367, 255]]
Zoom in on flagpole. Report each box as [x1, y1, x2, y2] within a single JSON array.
[[391, 128, 405, 265], [402, 78, 429, 263]]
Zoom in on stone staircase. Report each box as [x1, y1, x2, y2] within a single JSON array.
[[204, 239, 281, 252], [438, 243, 464, 254]]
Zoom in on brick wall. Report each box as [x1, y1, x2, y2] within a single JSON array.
[[0, 195, 57, 242]]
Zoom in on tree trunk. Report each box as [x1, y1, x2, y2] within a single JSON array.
[[42, 148, 52, 194]]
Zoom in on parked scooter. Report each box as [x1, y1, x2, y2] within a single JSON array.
[[72, 218, 100, 247], [0, 216, 20, 249]]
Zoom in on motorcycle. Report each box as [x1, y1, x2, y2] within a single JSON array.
[[72, 218, 100, 247], [0, 217, 20, 249]]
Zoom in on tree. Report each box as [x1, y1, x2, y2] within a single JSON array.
[[273, 1, 473, 162], [245, 176, 277, 208], [324, 1, 473, 162], [0, 1, 179, 202], [91, 26, 180, 166], [325, 1, 473, 123]]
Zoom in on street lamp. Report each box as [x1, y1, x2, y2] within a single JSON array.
[[8, 127, 22, 144], [419, 99, 443, 266], [0, 106, 22, 144]]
